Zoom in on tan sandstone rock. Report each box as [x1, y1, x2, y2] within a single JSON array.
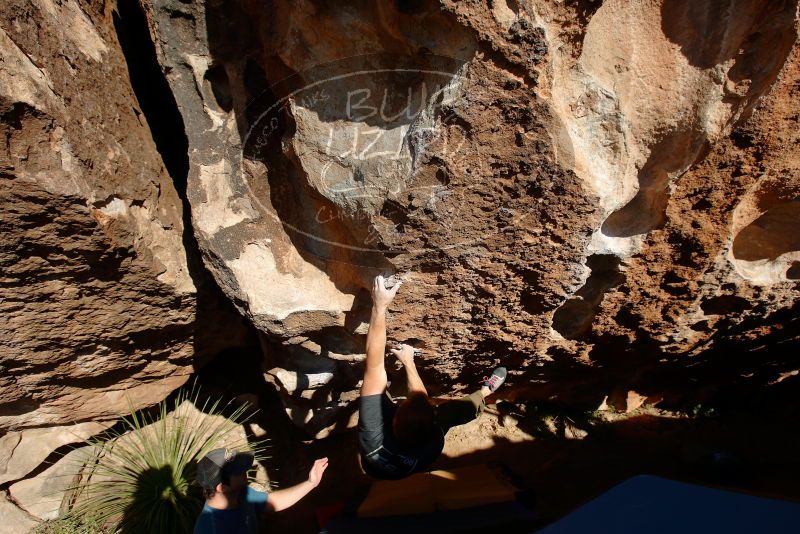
[[0, 421, 112, 485], [0, 490, 38, 534], [0, 0, 196, 431]]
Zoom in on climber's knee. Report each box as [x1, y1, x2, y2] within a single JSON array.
[[435, 392, 485, 433], [467, 390, 486, 416]]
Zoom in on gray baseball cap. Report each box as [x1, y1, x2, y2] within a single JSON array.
[[196, 448, 254, 490]]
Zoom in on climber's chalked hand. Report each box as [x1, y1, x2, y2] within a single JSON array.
[[383, 273, 407, 289], [372, 274, 401, 309], [390, 343, 419, 366]]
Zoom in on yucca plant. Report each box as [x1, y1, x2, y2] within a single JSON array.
[[58, 379, 270, 534]]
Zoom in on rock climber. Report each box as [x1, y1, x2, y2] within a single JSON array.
[[358, 274, 507, 480], [192, 447, 328, 533]]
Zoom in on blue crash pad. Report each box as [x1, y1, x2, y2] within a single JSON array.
[[537, 474, 800, 533]]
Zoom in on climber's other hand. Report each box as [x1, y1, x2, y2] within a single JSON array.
[[372, 274, 401, 310], [390, 343, 417, 366]]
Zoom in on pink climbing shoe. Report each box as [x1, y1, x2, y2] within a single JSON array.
[[480, 367, 507, 394]]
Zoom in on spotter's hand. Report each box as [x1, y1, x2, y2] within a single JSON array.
[[307, 457, 329, 488]]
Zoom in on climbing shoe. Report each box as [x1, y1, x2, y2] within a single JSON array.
[[480, 367, 507, 394]]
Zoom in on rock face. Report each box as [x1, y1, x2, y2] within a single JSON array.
[[0, 0, 196, 432], [0, 421, 111, 485], [2, 0, 799, 446], [137, 0, 800, 435], [0, 490, 37, 534]]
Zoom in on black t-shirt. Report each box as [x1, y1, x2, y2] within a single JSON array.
[[357, 392, 445, 480]]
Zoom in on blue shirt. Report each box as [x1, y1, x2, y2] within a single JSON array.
[[193, 486, 269, 534]]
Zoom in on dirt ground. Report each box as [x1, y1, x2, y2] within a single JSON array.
[[254, 396, 800, 533]]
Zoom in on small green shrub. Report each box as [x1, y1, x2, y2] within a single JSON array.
[[30, 514, 110, 534]]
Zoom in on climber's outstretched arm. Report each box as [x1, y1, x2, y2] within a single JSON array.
[[361, 275, 402, 396]]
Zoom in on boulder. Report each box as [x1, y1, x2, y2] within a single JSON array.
[[0, 490, 38, 534], [8, 445, 92, 521], [2, 0, 798, 441], [0, 421, 112, 485], [141, 0, 800, 433], [0, 0, 196, 431]]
